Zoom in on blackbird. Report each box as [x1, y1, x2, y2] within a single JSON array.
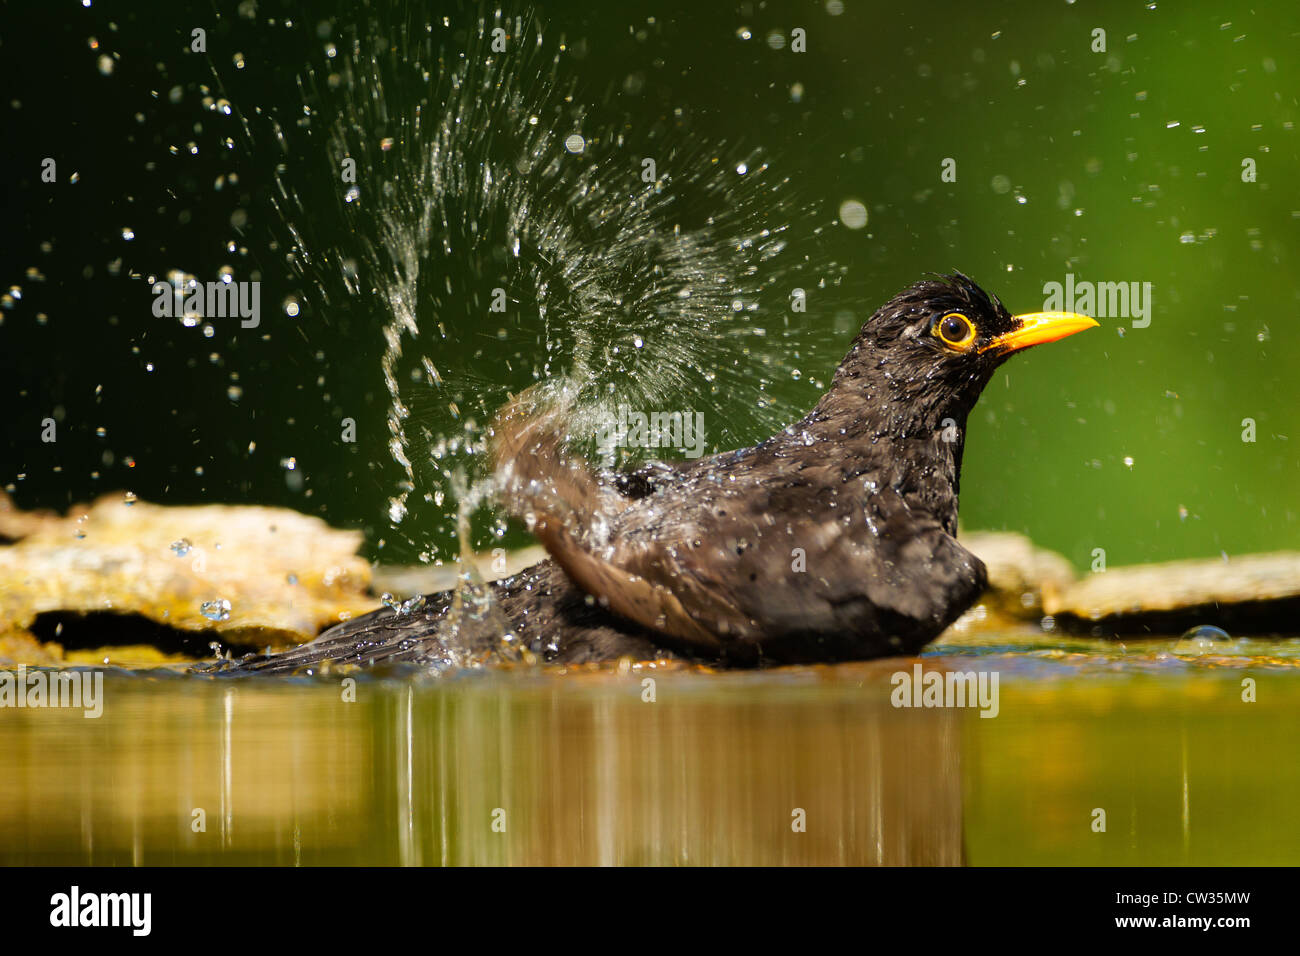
[[228, 273, 1095, 673]]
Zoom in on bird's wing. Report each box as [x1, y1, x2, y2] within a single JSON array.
[[490, 390, 730, 648], [492, 398, 984, 655], [602, 474, 987, 648]]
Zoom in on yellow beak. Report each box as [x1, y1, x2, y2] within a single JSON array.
[[982, 312, 1099, 354]]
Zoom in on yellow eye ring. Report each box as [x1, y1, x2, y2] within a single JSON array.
[[933, 312, 976, 350]]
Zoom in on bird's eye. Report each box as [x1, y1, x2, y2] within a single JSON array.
[[933, 312, 976, 350]]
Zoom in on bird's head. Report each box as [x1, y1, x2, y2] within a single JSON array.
[[827, 273, 1098, 436]]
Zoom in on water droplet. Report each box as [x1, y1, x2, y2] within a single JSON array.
[[838, 199, 868, 229], [1173, 625, 1231, 656], [201, 599, 232, 622], [171, 538, 193, 556], [397, 594, 427, 616]]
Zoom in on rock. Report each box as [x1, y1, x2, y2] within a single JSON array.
[[1044, 551, 1300, 635], [0, 494, 60, 542], [959, 530, 1077, 617], [0, 492, 375, 655], [0, 629, 65, 666]]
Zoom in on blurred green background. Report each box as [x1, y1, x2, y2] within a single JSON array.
[[3, 0, 1297, 571]]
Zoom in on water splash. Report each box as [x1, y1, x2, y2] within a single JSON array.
[[180, 4, 842, 565]]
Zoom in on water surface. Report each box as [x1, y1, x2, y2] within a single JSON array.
[[3, 630, 1296, 865]]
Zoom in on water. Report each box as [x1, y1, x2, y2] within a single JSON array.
[[234, 7, 842, 561], [4, 632, 1297, 865]]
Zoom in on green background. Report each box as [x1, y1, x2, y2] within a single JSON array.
[[3, 0, 1297, 571]]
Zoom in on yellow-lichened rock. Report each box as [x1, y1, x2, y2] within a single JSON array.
[[0, 492, 375, 660]]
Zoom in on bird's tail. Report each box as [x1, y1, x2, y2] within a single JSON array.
[[201, 596, 457, 676], [489, 385, 631, 541], [489, 386, 724, 650]]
